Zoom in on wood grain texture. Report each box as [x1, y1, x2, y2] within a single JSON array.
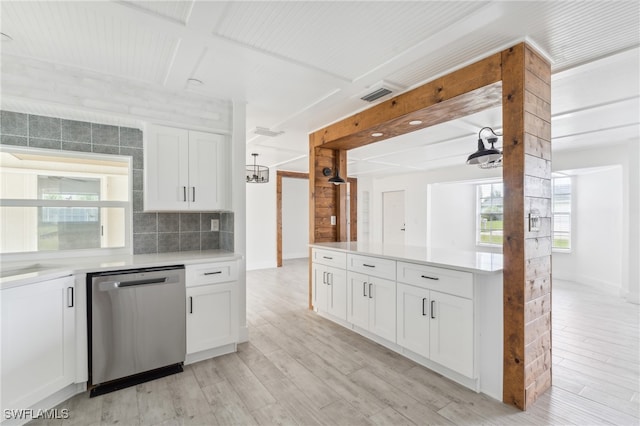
[[502, 42, 553, 410]]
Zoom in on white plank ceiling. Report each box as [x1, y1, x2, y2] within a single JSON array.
[[1, 1, 638, 176]]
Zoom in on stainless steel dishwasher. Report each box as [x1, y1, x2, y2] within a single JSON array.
[[87, 265, 185, 396]]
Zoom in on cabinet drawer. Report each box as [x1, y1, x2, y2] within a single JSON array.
[[397, 262, 473, 299], [312, 248, 347, 268], [186, 261, 238, 287], [348, 254, 396, 281]]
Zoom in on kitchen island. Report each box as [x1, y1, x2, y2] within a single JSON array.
[[310, 242, 503, 400]]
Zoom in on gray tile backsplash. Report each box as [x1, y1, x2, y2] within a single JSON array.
[[0, 110, 235, 254]]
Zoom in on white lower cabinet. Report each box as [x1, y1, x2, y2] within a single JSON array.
[[312, 263, 347, 320], [1, 276, 76, 413], [397, 283, 474, 377], [186, 262, 238, 358], [347, 271, 396, 342]]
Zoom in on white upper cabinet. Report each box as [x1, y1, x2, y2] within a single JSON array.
[[144, 124, 230, 211]]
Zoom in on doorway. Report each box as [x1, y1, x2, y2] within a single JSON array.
[[382, 190, 405, 244]]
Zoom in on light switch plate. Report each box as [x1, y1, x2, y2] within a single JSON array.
[[330, 216, 336, 226], [528, 212, 540, 232], [210, 219, 219, 231]]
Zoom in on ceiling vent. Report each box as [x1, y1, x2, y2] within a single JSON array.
[[358, 81, 404, 103], [254, 127, 284, 137], [360, 87, 393, 103]]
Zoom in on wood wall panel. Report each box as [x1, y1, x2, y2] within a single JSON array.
[[502, 43, 552, 410]]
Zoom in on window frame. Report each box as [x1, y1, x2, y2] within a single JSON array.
[[476, 181, 504, 248], [0, 146, 133, 260], [551, 175, 572, 252]]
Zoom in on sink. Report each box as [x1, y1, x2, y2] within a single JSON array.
[[0, 263, 61, 278]]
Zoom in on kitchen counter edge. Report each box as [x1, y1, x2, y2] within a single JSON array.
[[0, 250, 242, 290]]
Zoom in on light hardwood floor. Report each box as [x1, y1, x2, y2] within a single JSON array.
[[35, 259, 639, 425]]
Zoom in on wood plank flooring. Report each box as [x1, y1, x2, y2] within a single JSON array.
[[33, 259, 639, 425]]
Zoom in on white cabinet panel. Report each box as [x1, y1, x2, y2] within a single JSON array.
[[145, 124, 230, 211], [313, 262, 347, 321], [396, 282, 430, 358], [347, 253, 396, 281], [347, 271, 396, 342], [1, 276, 75, 412], [312, 248, 347, 269], [429, 290, 474, 377], [186, 283, 236, 354]]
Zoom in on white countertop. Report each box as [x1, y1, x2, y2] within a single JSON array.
[[311, 242, 503, 274], [0, 250, 241, 289]]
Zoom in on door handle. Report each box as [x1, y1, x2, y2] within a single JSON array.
[[323, 271, 327, 284], [189, 296, 193, 314], [421, 275, 439, 281], [67, 287, 74, 308], [363, 281, 367, 297], [431, 300, 436, 319], [363, 264, 375, 268], [204, 271, 222, 276], [192, 187, 196, 202], [327, 273, 332, 286], [369, 283, 373, 299], [422, 298, 427, 316], [183, 186, 187, 202]]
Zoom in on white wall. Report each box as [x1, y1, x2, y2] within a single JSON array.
[[245, 177, 277, 270], [282, 177, 309, 259], [553, 167, 623, 293], [428, 182, 478, 251]]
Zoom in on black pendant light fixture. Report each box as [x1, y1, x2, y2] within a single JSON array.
[[466, 127, 503, 168], [246, 153, 269, 183], [323, 167, 346, 185]]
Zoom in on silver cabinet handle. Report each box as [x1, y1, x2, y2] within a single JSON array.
[[363, 281, 367, 297], [189, 296, 193, 314], [431, 300, 436, 319], [421, 275, 439, 281], [67, 287, 74, 308], [369, 283, 373, 299], [192, 187, 196, 202], [323, 271, 327, 284], [422, 298, 427, 316], [183, 186, 187, 202]]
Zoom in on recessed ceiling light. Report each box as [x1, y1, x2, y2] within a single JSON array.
[[1, 32, 13, 42], [409, 120, 422, 126], [187, 78, 204, 86], [371, 132, 383, 137]]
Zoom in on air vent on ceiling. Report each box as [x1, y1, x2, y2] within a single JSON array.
[[360, 87, 393, 103], [254, 127, 284, 137]]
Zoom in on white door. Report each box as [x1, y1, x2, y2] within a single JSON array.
[[347, 271, 370, 330], [383, 190, 405, 244], [326, 265, 347, 320], [186, 283, 234, 354], [145, 125, 189, 210], [429, 290, 474, 377], [396, 283, 430, 358], [312, 263, 328, 312], [188, 131, 225, 210], [368, 277, 396, 342]]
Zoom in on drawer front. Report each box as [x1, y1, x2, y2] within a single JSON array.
[[347, 254, 396, 281], [312, 248, 347, 269], [186, 261, 238, 287], [397, 261, 473, 299]]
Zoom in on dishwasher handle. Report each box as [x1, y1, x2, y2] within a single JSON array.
[[115, 277, 168, 287]]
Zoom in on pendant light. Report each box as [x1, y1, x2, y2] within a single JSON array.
[[467, 127, 503, 167], [246, 153, 269, 183]]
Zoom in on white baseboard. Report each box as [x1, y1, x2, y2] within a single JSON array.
[[1, 383, 85, 426], [184, 343, 237, 365]]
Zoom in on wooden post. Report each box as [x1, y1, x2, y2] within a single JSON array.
[[502, 43, 552, 409]]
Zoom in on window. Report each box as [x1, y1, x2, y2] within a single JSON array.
[[0, 147, 130, 255], [552, 176, 572, 250], [477, 182, 503, 246]]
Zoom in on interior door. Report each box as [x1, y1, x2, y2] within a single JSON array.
[[383, 190, 405, 244]]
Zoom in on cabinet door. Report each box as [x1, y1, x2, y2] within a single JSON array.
[[186, 283, 236, 354], [326, 266, 347, 321], [396, 283, 430, 358], [188, 131, 228, 210], [144, 125, 189, 210], [1, 276, 75, 411], [429, 291, 474, 377], [369, 277, 396, 342], [312, 263, 328, 312], [347, 271, 369, 330]]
